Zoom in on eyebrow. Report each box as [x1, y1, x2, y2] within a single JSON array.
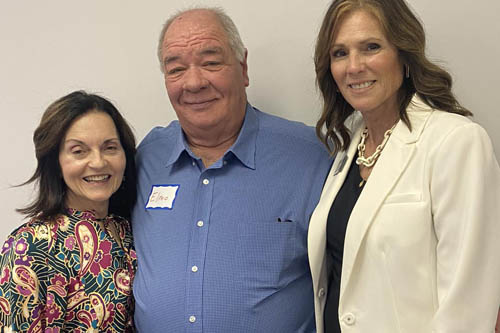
[[164, 55, 180, 66], [198, 46, 224, 56], [63, 138, 120, 145], [332, 37, 383, 48], [164, 46, 224, 66]]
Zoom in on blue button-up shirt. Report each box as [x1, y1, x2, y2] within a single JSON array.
[[132, 104, 332, 332]]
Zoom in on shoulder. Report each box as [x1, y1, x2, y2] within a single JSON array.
[[0, 217, 58, 289], [137, 121, 181, 152], [427, 110, 474, 131], [254, 108, 327, 153], [406, 96, 481, 143], [2, 215, 79, 256], [0, 215, 76, 328], [420, 110, 487, 147], [1, 218, 50, 256], [406, 106, 496, 167]]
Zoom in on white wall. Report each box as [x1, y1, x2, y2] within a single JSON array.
[[1, 0, 498, 239]]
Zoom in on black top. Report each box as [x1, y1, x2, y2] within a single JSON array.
[[324, 153, 364, 333]]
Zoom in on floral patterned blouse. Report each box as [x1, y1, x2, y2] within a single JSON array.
[[0, 209, 137, 332]]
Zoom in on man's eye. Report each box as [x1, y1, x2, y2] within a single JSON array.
[[167, 67, 184, 75], [203, 61, 223, 70]]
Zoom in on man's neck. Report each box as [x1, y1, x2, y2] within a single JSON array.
[[187, 131, 239, 168]]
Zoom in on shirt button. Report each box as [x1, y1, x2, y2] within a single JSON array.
[[318, 288, 326, 298], [223, 160, 227, 165], [189, 315, 196, 323], [192, 161, 196, 166], [191, 265, 198, 272], [197, 220, 204, 227], [202, 178, 209, 185], [341, 313, 356, 326]]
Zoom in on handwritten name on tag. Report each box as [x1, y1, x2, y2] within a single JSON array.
[[145, 185, 179, 210]]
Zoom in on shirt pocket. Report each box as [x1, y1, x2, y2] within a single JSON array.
[[236, 218, 299, 287]]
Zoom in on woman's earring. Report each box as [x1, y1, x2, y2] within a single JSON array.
[[405, 64, 410, 79]]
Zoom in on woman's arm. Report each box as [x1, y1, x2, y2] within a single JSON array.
[[430, 122, 500, 332], [0, 224, 47, 331], [0, 222, 69, 331]]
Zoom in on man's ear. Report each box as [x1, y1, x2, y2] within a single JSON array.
[[241, 49, 249, 87]]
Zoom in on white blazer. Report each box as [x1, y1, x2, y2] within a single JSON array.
[[308, 97, 500, 333]]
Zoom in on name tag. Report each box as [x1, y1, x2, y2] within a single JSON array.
[[145, 185, 180, 210]]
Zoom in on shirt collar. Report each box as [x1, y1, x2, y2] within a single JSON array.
[[164, 103, 258, 169], [164, 122, 192, 168], [227, 103, 258, 170]]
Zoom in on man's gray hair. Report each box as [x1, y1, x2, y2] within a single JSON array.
[[157, 6, 246, 73]]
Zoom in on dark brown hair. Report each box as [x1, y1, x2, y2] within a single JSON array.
[[315, 0, 472, 153], [17, 91, 137, 220]]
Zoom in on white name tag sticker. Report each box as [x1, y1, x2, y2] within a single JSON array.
[[145, 185, 180, 210]]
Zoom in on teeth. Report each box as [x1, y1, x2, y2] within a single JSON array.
[[84, 175, 109, 182], [350, 81, 374, 89]]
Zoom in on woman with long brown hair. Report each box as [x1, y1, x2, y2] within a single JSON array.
[[308, 0, 500, 331]]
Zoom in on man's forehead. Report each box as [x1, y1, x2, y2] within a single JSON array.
[[164, 31, 224, 49], [163, 13, 228, 52], [166, 11, 225, 41]]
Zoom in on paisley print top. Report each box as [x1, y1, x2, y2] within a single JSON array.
[[0, 209, 137, 332]]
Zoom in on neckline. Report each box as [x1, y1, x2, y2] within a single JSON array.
[[65, 208, 113, 222]]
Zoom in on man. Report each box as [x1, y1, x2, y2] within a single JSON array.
[[132, 7, 332, 332]]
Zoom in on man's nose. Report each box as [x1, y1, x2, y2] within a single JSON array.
[[182, 67, 209, 92]]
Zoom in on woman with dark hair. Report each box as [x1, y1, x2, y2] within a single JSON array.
[[0, 91, 137, 331], [308, 0, 500, 332]]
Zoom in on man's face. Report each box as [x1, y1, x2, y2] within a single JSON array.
[[160, 10, 249, 139]]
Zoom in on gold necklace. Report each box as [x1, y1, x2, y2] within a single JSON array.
[[356, 123, 397, 168]]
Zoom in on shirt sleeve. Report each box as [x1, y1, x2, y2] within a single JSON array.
[[430, 122, 500, 332], [0, 223, 68, 331]]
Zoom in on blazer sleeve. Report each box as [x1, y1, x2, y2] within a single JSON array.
[[430, 122, 500, 332]]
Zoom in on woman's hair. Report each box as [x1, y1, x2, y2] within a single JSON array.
[[17, 90, 137, 220], [315, 0, 472, 153]]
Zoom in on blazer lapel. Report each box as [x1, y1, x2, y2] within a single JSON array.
[[308, 113, 364, 292], [339, 98, 433, 302]]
